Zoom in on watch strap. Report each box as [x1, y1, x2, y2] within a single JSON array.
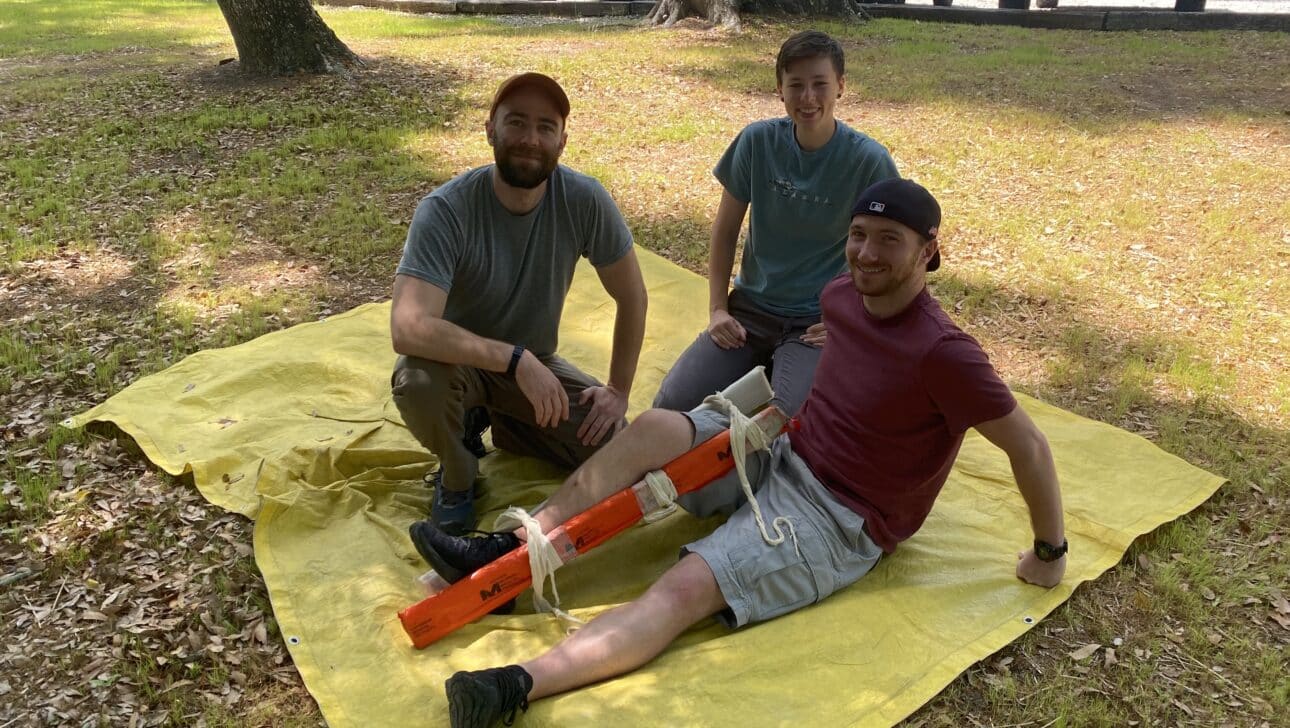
[[506, 345, 525, 377], [1034, 538, 1069, 562]]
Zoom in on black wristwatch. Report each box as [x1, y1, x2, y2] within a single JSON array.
[[1034, 538, 1069, 562], [506, 344, 525, 377]]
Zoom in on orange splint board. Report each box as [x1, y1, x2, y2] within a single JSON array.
[[398, 407, 792, 648]]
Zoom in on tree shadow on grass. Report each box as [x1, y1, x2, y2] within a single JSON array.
[[0, 55, 476, 453], [930, 271, 1286, 495], [2, 54, 471, 314], [667, 19, 1290, 131], [912, 271, 1288, 726]]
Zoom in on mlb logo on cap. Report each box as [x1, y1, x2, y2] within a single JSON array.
[[868, 202, 885, 212]]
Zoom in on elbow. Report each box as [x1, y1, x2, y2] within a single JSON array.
[[1016, 429, 1053, 469], [390, 329, 413, 357], [389, 313, 420, 356], [1032, 429, 1053, 460], [634, 287, 649, 322], [613, 280, 648, 316]]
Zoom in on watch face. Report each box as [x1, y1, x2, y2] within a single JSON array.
[[1035, 540, 1067, 561]]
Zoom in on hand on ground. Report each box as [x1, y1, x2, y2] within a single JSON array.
[[576, 385, 628, 446], [1016, 549, 1065, 588], [516, 353, 569, 428], [801, 322, 827, 347], [707, 309, 747, 350]]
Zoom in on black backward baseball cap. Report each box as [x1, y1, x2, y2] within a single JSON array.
[[851, 178, 942, 271]]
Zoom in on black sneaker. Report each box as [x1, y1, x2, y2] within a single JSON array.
[[409, 521, 521, 614], [446, 665, 532, 728], [409, 522, 520, 581], [462, 406, 490, 459]]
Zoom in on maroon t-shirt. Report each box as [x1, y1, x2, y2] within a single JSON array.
[[788, 277, 1017, 553]]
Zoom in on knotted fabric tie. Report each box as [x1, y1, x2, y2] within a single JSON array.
[[494, 506, 584, 629], [700, 392, 800, 556]]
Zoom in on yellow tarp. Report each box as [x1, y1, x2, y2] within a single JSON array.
[[69, 249, 1224, 727]]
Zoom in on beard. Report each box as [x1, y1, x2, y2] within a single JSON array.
[[849, 253, 924, 297], [493, 145, 558, 189]]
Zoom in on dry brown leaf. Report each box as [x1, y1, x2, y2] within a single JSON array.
[[1069, 643, 1101, 661], [1270, 590, 1290, 615]]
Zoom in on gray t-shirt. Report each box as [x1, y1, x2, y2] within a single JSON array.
[[397, 164, 633, 357], [714, 118, 898, 317]]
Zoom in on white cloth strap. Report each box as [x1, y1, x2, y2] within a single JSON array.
[[701, 392, 800, 556], [489, 391, 794, 633], [640, 469, 679, 523], [494, 507, 584, 628]]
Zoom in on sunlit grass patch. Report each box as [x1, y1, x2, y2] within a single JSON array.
[[0, 0, 226, 57]]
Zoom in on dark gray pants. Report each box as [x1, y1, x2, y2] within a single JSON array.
[[391, 354, 620, 493], [652, 289, 822, 416]]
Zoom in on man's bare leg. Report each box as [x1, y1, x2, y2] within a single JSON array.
[[528, 408, 695, 534], [521, 553, 727, 699], [409, 408, 699, 587]]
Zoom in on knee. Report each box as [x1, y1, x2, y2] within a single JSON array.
[[391, 356, 452, 405], [627, 408, 691, 440], [644, 554, 724, 617]]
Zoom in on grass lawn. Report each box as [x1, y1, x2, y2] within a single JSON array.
[[2, 1, 1287, 725]]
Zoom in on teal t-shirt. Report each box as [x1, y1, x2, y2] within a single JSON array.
[[397, 165, 633, 356], [714, 118, 898, 317]]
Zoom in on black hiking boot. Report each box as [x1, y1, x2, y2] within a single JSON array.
[[462, 406, 490, 460], [409, 521, 520, 614], [446, 665, 533, 728]]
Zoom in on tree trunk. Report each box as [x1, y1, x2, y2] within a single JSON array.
[[647, 0, 862, 29], [648, 0, 743, 28], [216, 0, 360, 76]]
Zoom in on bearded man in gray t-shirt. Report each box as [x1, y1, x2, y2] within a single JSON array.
[[391, 73, 648, 536]]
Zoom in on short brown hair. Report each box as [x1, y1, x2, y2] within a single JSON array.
[[775, 30, 845, 83]]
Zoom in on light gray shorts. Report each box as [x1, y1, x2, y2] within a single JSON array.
[[678, 409, 884, 628]]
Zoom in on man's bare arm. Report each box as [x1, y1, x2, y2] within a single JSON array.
[[975, 405, 1066, 588], [596, 249, 648, 396], [708, 190, 747, 315], [390, 274, 569, 427], [390, 274, 513, 371], [706, 190, 749, 350], [576, 250, 648, 446]]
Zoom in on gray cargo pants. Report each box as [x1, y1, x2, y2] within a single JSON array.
[[652, 289, 822, 416]]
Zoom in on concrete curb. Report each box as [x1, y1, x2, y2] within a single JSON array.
[[317, 0, 1290, 30], [318, 0, 656, 16], [860, 3, 1290, 29]]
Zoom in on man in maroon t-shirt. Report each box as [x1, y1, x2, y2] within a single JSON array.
[[417, 179, 1068, 728]]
